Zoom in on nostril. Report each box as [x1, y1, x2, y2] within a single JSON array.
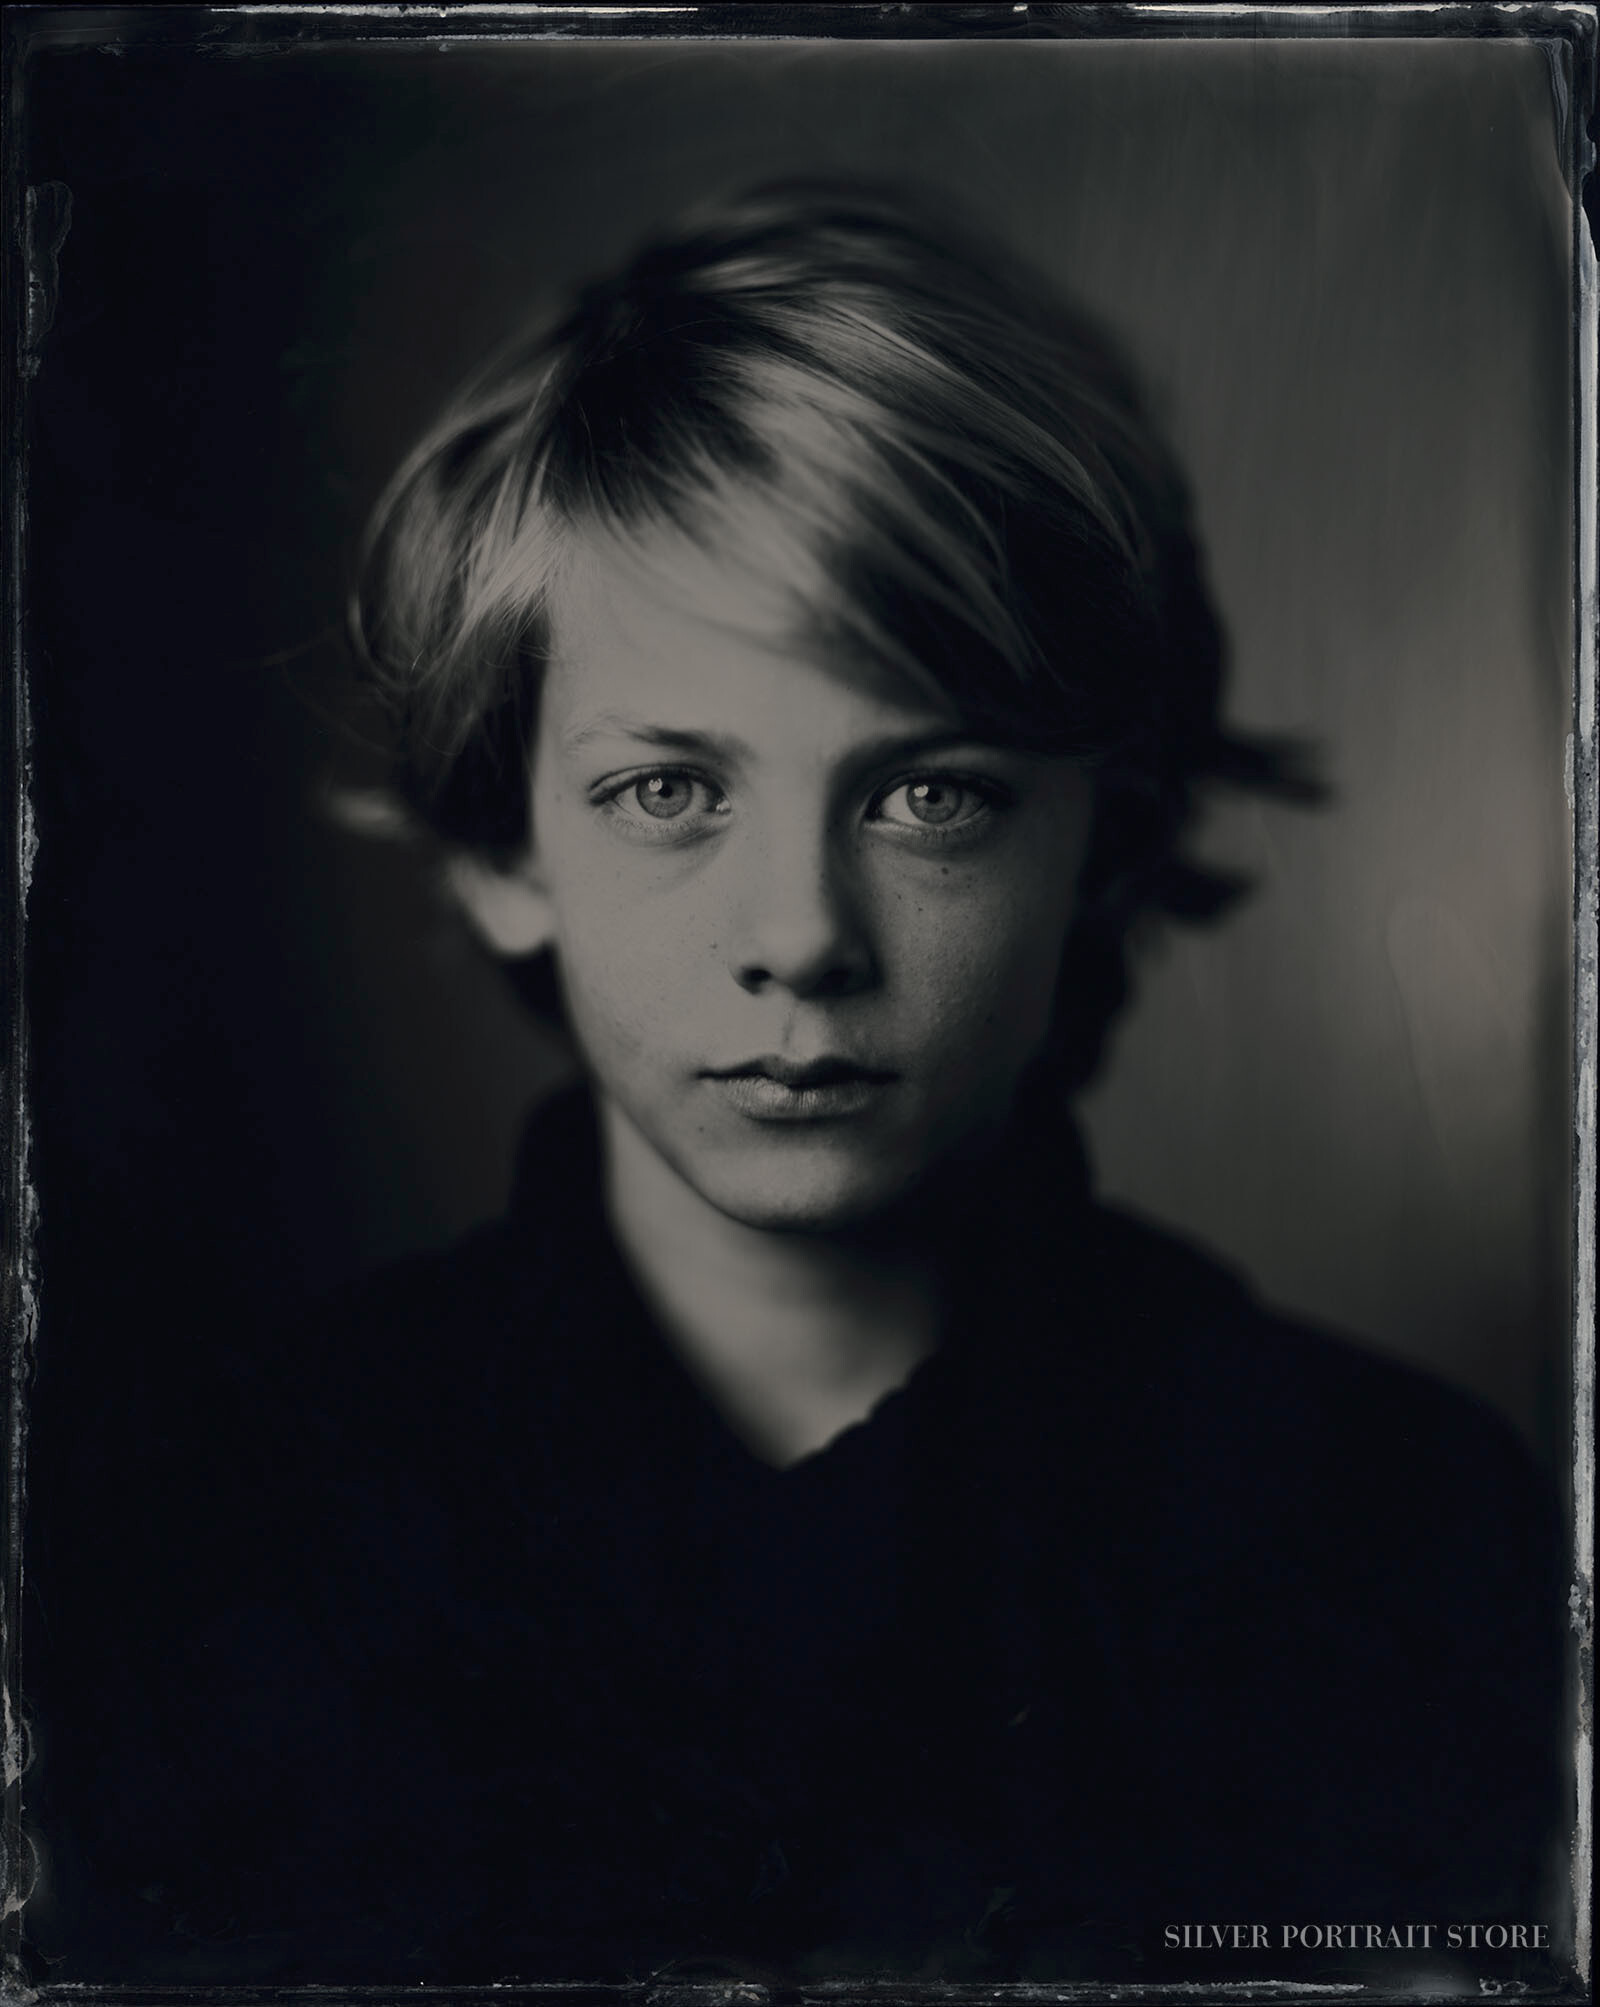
[[727, 858, 878, 999], [813, 961, 868, 1000], [733, 954, 873, 1002]]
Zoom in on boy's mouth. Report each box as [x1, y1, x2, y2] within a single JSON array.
[[708, 1056, 896, 1089], [701, 1056, 898, 1121]]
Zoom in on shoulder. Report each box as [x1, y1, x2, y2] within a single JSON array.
[[1059, 1205, 1563, 1909], [296, 1088, 614, 1449], [1044, 1198, 1562, 1686], [305, 1216, 543, 1425], [39, 1121, 621, 1978], [1078, 1198, 1544, 1503], [1079, 1200, 1563, 1717]]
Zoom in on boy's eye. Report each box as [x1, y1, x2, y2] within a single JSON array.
[[872, 776, 995, 831], [600, 769, 731, 831]]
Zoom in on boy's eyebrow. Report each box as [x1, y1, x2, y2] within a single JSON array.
[[561, 714, 1003, 765], [560, 717, 748, 759]]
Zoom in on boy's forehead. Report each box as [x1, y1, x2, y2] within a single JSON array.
[[543, 526, 962, 738], [548, 527, 795, 663]]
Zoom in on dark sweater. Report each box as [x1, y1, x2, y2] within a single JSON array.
[[22, 1090, 1565, 1985]]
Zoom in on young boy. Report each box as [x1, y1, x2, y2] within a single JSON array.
[[28, 184, 1563, 1986]]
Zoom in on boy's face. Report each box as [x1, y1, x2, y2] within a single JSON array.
[[529, 537, 1093, 1234]]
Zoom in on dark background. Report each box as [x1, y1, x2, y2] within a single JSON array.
[[18, 27, 1574, 1483]]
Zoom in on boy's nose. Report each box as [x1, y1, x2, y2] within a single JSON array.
[[726, 836, 877, 1001]]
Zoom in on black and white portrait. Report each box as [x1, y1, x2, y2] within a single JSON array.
[[4, 7, 1590, 1999]]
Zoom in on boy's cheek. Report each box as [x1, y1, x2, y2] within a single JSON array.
[[881, 897, 1066, 1029], [547, 856, 1069, 1076]]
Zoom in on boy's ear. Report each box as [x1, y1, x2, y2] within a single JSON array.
[[442, 849, 556, 957]]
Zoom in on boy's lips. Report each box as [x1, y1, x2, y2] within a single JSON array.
[[700, 1055, 899, 1121], [704, 1055, 897, 1089]]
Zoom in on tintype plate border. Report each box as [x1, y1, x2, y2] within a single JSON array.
[[2, 5, 1593, 2003]]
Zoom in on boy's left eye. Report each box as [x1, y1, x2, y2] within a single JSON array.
[[871, 776, 996, 831]]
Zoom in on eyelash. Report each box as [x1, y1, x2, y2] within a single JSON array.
[[591, 767, 1014, 844]]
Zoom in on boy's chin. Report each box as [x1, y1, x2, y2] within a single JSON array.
[[682, 1135, 937, 1238]]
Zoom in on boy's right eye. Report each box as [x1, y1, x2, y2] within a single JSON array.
[[596, 769, 732, 836]]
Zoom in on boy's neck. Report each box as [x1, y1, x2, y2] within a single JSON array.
[[598, 1100, 943, 1470]]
